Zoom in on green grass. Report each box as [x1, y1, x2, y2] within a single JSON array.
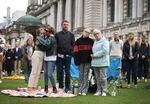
[[0, 79, 150, 104]]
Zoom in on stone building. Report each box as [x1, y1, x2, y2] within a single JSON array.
[[27, 0, 150, 42], [27, 0, 103, 32], [102, 0, 150, 43]]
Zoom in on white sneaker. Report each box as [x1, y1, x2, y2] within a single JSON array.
[[102, 92, 106, 96], [94, 92, 101, 96], [81, 93, 86, 96], [138, 79, 141, 82], [134, 85, 138, 89], [127, 84, 130, 88], [145, 79, 148, 82], [0, 79, 2, 84], [78, 92, 82, 95], [142, 77, 144, 80]]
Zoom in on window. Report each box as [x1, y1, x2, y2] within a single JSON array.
[[71, 0, 75, 31], [62, 0, 66, 20], [111, 0, 115, 22], [82, 0, 85, 27], [38, 0, 42, 5], [54, 3, 58, 29], [148, 0, 150, 12], [127, 0, 132, 17]]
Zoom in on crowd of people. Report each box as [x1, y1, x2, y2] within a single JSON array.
[[0, 20, 150, 96]]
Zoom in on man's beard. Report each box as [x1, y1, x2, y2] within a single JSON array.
[[63, 28, 68, 32]]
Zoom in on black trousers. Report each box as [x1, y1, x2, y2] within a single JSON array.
[[56, 56, 71, 92], [126, 60, 138, 85], [138, 59, 148, 79]]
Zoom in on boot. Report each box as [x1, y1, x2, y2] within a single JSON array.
[[53, 86, 57, 93], [44, 85, 48, 93]]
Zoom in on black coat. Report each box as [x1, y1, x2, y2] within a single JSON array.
[[139, 42, 149, 60], [46, 35, 57, 56], [55, 31, 75, 55], [5, 49, 14, 71], [123, 40, 139, 61], [74, 36, 94, 65]]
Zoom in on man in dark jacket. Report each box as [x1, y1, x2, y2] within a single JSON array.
[[13, 42, 23, 75], [55, 20, 75, 93], [74, 28, 94, 95]]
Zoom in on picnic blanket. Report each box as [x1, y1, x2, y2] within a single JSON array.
[[1, 87, 76, 98]]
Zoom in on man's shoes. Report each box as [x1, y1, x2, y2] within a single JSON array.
[[102, 92, 107, 96], [94, 92, 101, 96], [81, 93, 86, 96]]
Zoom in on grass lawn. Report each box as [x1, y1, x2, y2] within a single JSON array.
[[0, 79, 150, 104]]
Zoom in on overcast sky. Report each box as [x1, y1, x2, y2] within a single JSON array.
[[0, 0, 28, 23]]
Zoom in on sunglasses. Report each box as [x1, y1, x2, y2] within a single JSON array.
[[45, 29, 50, 32]]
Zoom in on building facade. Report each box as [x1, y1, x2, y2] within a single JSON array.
[[102, 0, 150, 43], [27, 0, 103, 32], [27, 0, 150, 42]]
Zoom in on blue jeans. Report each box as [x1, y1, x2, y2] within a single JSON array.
[[24, 60, 32, 82], [56, 56, 71, 92], [43, 61, 56, 87]]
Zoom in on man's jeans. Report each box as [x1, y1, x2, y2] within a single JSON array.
[[56, 56, 71, 92]]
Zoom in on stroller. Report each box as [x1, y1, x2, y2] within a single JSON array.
[[107, 57, 122, 96]]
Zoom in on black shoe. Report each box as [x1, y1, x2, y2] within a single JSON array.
[[44, 86, 48, 93], [53, 87, 57, 93]]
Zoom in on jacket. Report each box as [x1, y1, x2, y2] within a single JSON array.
[[123, 40, 139, 60], [74, 36, 94, 65], [91, 37, 110, 67], [46, 35, 57, 56], [36, 36, 53, 51], [139, 42, 149, 60], [13, 47, 23, 60], [55, 31, 75, 55]]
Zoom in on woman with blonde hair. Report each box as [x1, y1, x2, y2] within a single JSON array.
[[123, 32, 139, 88], [21, 34, 34, 83]]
